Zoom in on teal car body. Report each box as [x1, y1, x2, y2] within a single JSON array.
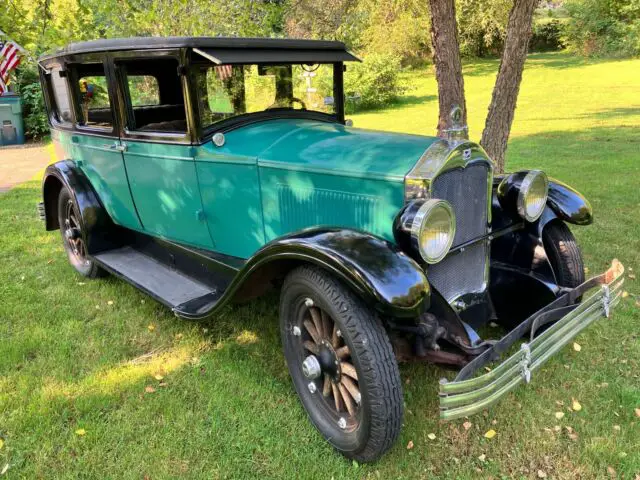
[[36, 38, 623, 459]]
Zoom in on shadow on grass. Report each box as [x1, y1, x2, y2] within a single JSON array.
[[350, 94, 437, 115]]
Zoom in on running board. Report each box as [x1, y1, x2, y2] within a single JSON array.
[[93, 246, 225, 316]]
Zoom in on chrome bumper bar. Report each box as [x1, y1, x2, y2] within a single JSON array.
[[439, 260, 624, 421]]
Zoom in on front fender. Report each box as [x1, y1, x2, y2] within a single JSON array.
[[536, 178, 593, 234], [177, 228, 430, 320], [42, 160, 118, 254]]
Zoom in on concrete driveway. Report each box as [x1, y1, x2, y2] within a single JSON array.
[[0, 142, 52, 193]]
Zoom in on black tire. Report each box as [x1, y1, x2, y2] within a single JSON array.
[[57, 187, 105, 278], [542, 221, 585, 288], [280, 265, 403, 463]]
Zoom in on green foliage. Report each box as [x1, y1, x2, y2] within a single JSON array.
[[342, 53, 405, 113], [530, 19, 565, 52], [563, 0, 640, 57], [16, 67, 49, 140], [456, 0, 512, 57]]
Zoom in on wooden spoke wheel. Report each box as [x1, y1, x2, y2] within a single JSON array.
[[57, 187, 104, 278], [280, 266, 403, 462]]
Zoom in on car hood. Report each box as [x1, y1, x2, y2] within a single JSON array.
[[243, 119, 439, 181]]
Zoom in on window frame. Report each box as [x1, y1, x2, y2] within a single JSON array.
[[40, 62, 75, 130], [66, 54, 119, 137], [113, 49, 193, 145], [189, 59, 346, 143]]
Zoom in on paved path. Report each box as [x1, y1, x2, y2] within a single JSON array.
[[0, 142, 51, 193]]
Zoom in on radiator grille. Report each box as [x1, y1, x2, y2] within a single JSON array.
[[428, 241, 488, 302], [428, 163, 490, 301], [431, 163, 489, 246]]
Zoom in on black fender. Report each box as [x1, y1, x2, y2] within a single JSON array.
[[534, 178, 593, 235], [176, 228, 430, 320], [42, 160, 121, 254]]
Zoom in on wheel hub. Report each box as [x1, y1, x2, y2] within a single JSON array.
[[317, 340, 341, 381]]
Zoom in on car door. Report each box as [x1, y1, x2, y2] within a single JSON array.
[[67, 56, 142, 230], [114, 53, 214, 249]]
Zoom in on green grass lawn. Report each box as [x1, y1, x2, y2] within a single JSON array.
[[1, 52, 639, 478]]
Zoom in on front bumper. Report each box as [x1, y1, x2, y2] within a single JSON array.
[[439, 260, 624, 421]]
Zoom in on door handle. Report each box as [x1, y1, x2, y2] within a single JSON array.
[[107, 142, 128, 153]]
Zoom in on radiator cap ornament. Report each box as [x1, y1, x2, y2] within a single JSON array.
[[443, 105, 468, 145]]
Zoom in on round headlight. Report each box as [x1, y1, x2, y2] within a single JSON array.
[[517, 170, 548, 222], [411, 199, 456, 264]]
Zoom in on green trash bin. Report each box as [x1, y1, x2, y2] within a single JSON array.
[[0, 94, 25, 146]]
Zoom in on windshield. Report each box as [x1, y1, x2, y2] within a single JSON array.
[[194, 63, 336, 131]]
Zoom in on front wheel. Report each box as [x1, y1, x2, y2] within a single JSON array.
[[542, 221, 585, 288], [280, 266, 403, 462]]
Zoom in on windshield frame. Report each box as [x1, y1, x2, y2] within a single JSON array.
[[189, 60, 345, 141]]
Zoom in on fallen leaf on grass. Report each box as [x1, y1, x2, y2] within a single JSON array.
[[571, 399, 582, 412], [555, 411, 565, 420], [484, 429, 496, 439], [628, 274, 636, 280], [1, 464, 8, 475], [635, 408, 640, 418], [107, 300, 114, 305], [406, 440, 414, 450], [144, 386, 156, 394], [0, 439, 3, 449], [607, 466, 616, 477], [477, 454, 486, 462], [573, 342, 582, 352], [77, 282, 85, 286], [158, 382, 168, 387], [537, 470, 547, 478], [622, 291, 629, 298], [154, 374, 164, 381], [613, 425, 621, 431], [147, 324, 155, 332], [75, 429, 86, 436], [463, 421, 472, 431], [553, 425, 561, 432], [427, 433, 436, 440]]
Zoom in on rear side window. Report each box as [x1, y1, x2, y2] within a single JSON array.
[[72, 63, 114, 130], [127, 75, 160, 106], [49, 66, 73, 125]]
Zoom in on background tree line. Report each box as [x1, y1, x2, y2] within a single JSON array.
[[2, 0, 639, 141]]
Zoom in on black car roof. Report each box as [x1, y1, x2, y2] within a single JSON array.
[[38, 36, 360, 63]]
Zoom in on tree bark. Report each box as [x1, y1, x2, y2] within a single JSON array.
[[480, 0, 538, 172], [428, 0, 467, 138]]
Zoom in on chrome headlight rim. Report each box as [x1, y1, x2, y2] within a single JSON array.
[[517, 170, 549, 222], [410, 199, 456, 264]]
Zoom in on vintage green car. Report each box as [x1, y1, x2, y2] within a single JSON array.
[[37, 37, 624, 462]]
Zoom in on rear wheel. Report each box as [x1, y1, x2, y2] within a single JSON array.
[[280, 266, 403, 462], [542, 221, 585, 287], [57, 187, 104, 278]]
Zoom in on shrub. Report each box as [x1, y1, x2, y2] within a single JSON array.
[[563, 0, 640, 57], [530, 19, 565, 52], [16, 66, 49, 140], [342, 53, 405, 113]]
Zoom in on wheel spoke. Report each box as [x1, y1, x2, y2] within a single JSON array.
[[321, 310, 332, 342], [303, 340, 319, 355], [341, 362, 358, 380], [338, 383, 355, 416], [322, 374, 331, 397], [341, 376, 361, 404], [335, 345, 350, 359], [303, 319, 321, 344], [331, 382, 343, 412], [309, 307, 323, 338], [331, 323, 340, 348]]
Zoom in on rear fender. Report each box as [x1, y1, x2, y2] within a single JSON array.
[[42, 160, 121, 254]]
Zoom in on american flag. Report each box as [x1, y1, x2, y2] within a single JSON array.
[[0, 41, 22, 94]]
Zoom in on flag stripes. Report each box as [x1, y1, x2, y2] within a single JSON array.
[[0, 41, 22, 93]]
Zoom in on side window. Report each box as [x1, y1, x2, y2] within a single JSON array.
[[117, 58, 187, 134], [127, 75, 160, 106], [49, 66, 73, 125], [72, 63, 113, 130]]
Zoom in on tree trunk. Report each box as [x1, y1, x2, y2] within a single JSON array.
[[480, 0, 538, 172], [428, 0, 467, 138]]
